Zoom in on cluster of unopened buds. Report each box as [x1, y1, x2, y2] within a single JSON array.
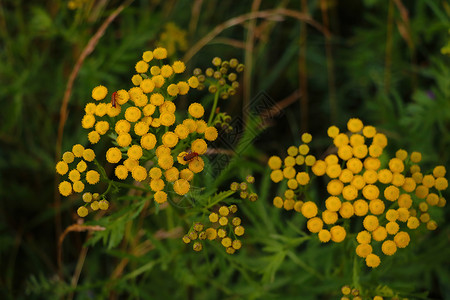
[[268, 118, 447, 268]]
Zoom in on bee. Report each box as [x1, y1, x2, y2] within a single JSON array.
[[111, 91, 117, 108]]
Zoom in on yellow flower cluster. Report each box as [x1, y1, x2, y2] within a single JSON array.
[[268, 118, 448, 268], [55, 144, 108, 217], [269, 133, 315, 211], [341, 285, 386, 300], [58, 47, 222, 217], [183, 205, 244, 254], [230, 176, 259, 201], [193, 57, 244, 100]]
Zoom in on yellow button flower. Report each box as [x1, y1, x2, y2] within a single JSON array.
[[161, 65, 173, 78], [318, 229, 331, 243], [372, 226, 387, 241], [353, 199, 369, 216], [327, 179, 344, 196], [158, 154, 174, 170], [347, 118, 363, 133], [132, 74, 143, 86], [153, 47, 168, 59], [150, 178, 165, 191], [369, 199, 385, 215], [362, 125, 376, 138], [85, 103, 96, 114], [154, 191, 167, 204], [307, 217, 323, 233], [161, 132, 178, 148], [339, 202, 354, 219], [368, 145, 383, 157], [92, 85, 108, 100], [191, 139, 207, 155], [77, 160, 87, 173], [363, 215, 379, 232], [326, 164, 341, 178], [95, 103, 107, 117], [330, 225, 346, 243], [346, 158, 363, 173], [140, 133, 157, 150], [152, 75, 165, 88], [381, 240, 397, 256], [296, 172, 310, 185], [125, 107, 142, 123], [356, 230, 371, 244], [365, 253, 380, 268], [327, 125, 339, 138], [177, 81, 189, 95], [135, 60, 149, 73], [350, 134, 365, 146], [59, 181, 72, 196], [394, 231, 410, 248], [352, 144, 368, 159], [372, 133, 387, 148], [140, 78, 155, 93], [142, 50, 153, 62], [116, 133, 132, 147], [433, 166, 446, 178], [196, 120, 207, 134], [334, 133, 349, 147], [363, 157, 381, 170], [81, 115, 95, 129], [114, 165, 128, 180], [268, 156, 282, 170], [127, 145, 142, 160], [167, 84, 179, 96], [106, 147, 122, 164], [321, 210, 338, 224], [188, 103, 205, 118], [56, 161, 69, 175], [312, 160, 326, 176], [301, 201, 318, 218], [273, 196, 283, 208], [342, 185, 358, 201], [189, 157, 204, 173], [204, 127, 218, 141], [356, 244, 372, 258], [95, 121, 109, 135], [325, 196, 341, 211], [180, 168, 194, 181], [188, 76, 199, 88], [77, 206, 88, 217], [386, 221, 399, 235], [339, 169, 354, 183], [82, 149, 95, 162], [131, 166, 147, 181], [86, 170, 100, 184], [351, 175, 365, 190], [338, 145, 353, 161], [362, 185, 379, 200]]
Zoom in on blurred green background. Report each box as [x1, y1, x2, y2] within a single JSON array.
[[1, 0, 449, 299]]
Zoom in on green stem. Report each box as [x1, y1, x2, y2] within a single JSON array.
[[207, 91, 220, 126]]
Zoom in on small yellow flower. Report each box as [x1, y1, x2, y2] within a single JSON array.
[[158, 155, 174, 170], [394, 231, 410, 248], [407, 216, 420, 229], [91, 201, 99, 211], [59, 181, 72, 196], [327, 179, 344, 196], [153, 47, 168, 59], [132, 74, 143, 86], [162, 132, 179, 148], [219, 207, 229, 218], [342, 185, 358, 201], [326, 164, 342, 178], [273, 196, 283, 208], [268, 156, 282, 170], [160, 113, 176, 126], [338, 145, 353, 161], [372, 133, 388, 148], [164, 167, 179, 182], [372, 226, 387, 241], [86, 170, 100, 184], [135, 60, 149, 73], [125, 107, 142, 123], [95, 103, 107, 117], [352, 144, 368, 159], [365, 253, 380, 268], [410, 151, 422, 163], [95, 121, 110, 135], [115, 120, 130, 134], [56, 161, 69, 175], [318, 229, 331, 243], [327, 125, 339, 138], [301, 133, 312, 143], [435, 177, 448, 190], [68, 169, 81, 182], [154, 191, 168, 204], [397, 207, 410, 222], [334, 133, 349, 147], [152, 75, 165, 88], [116, 133, 132, 147], [106, 147, 122, 164], [182, 119, 197, 133], [177, 81, 190, 95], [321, 210, 337, 224], [283, 167, 296, 179], [311, 160, 326, 176], [134, 121, 149, 136], [339, 202, 354, 219], [76, 161, 87, 173], [301, 201, 318, 218], [381, 240, 397, 256], [161, 65, 173, 78], [234, 225, 245, 236], [85, 103, 96, 114], [347, 118, 363, 133], [150, 178, 165, 191], [426, 193, 439, 206], [188, 157, 204, 173], [77, 206, 88, 217], [92, 85, 108, 101], [115, 89, 130, 105], [82, 192, 92, 203], [330, 225, 346, 243], [356, 230, 371, 244], [307, 217, 323, 233], [339, 169, 353, 183], [363, 215, 379, 232], [82, 149, 95, 162], [433, 166, 446, 178], [115, 165, 128, 180], [174, 124, 190, 139], [191, 139, 207, 155], [160, 101, 176, 114], [188, 76, 199, 88], [156, 145, 171, 157], [88, 131, 101, 144], [346, 158, 363, 173], [356, 243, 372, 258], [204, 127, 218, 141], [71, 144, 85, 157], [142, 50, 153, 62], [167, 84, 179, 96], [81, 115, 95, 129], [386, 221, 399, 235], [128, 145, 143, 160], [172, 61, 186, 73], [98, 200, 109, 210], [362, 184, 379, 200], [132, 165, 147, 181], [140, 133, 157, 150], [353, 199, 369, 216], [415, 185, 429, 198], [188, 103, 205, 118], [388, 158, 404, 173], [140, 78, 155, 93], [150, 93, 164, 106]]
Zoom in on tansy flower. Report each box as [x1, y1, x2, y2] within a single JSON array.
[[364, 157, 381, 170], [296, 172, 310, 185], [153, 47, 168, 59], [339, 202, 354, 218], [365, 253, 380, 268], [76, 161, 87, 172], [162, 132, 179, 148], [172, 61, 186, 73], [334, 133, 349, 147], [115, 165, 128, 180], [177, 81, 189, 95], [154, 191, 167, 204], [68, 169, 81, 182], [394, 231, 410, 248], [372, 226, 387, 241], [106, 147, 122, 163], [132, 74, 143, 86], [128, 145, 143, 160], [140, 133, 157, 150], [330, 225, 346, 242], [386, 221, 399, 235], [59, 181, 72, 196], [140, 79, 155, 93], [318, 229, 331, 242], [85, 103, 96, 114], [204, 127, 218, 141], [327, 125, 339, 138], [116, 133, 132, 147], [188, 76, 199, 88], [131, 166, 146, 181], [160, 113, 176, 126], [268, 156, 282, 170], [161, 65, 173, 78], [322, 210, 338, 224], [82, 149, 95, 162], [135, 60, 149, 73], [86, 170, 100, 184], [327, 179, 344, 196], [56, 161, 69, 175], [363, 215, 379, 231], [301, 201, 318, 218], [356, 244, 372, 258], [81, 115, 95, 129], [183, 119, 197, 133], [142, 50, 153, 62], [125, 107, 141, 123], [188, 103, 205, 118], [152, 75, 165, 88], [191, 139, 207, 155], [160, 101, 176, 113], [381, 240, 397, 256], [356, 230, 371, 244], [92, 85, 108, 100], [307, 217, 323, 233], [167, 84, 179, 96], [95, 103, 107, 117], [353, 199, 369, 216], [77, 206, 88, 217]]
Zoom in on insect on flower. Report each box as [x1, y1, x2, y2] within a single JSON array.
[[111, 92, 117, 108], [182, 150, 199, 162]]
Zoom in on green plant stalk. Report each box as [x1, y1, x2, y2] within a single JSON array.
[[207, 91, 220, 125]]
